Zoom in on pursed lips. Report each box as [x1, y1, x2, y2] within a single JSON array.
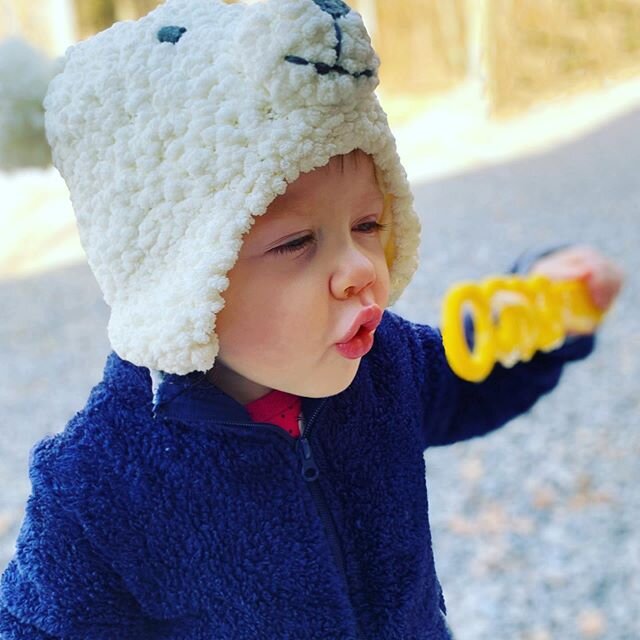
[[337, 304, 383, 344]]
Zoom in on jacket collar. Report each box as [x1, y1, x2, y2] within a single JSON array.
[[103, 351, 328, 428]]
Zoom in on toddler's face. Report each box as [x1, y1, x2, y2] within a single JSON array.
[[207, 150, 391, 404]]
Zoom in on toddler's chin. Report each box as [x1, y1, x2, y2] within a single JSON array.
[[280, 360, 361, 399]]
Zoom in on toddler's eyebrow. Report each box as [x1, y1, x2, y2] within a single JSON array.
[[262, 207, 310, 222], [264, 196, 383, 227], [280, 188, 383, 213]]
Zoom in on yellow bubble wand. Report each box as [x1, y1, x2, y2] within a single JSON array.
[[441, 274, 607, 382]]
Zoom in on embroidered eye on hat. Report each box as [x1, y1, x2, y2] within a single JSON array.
[[7, 0, 422, 374]]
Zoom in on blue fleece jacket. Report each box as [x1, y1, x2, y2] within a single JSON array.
[[0, 250, 596, 640]]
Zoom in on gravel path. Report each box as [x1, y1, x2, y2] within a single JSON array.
[[1, 107, 638, 639]]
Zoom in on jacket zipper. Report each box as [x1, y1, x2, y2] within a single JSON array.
[[216, 402, 363, 639], [296, 409, 347, 576], [298, 410, 365, 640], [215, 403, 346, 573]]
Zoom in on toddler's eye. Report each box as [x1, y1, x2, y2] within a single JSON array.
[[270, 221, 388, 256], [271, 236, 314, 255], [357, 221, 388, 233]]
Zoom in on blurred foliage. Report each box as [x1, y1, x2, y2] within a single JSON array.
[[6, 0, 640, 118]]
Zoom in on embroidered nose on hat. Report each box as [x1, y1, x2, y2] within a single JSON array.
[[312, 0, 351, 19], [284, 0, 373, 79]]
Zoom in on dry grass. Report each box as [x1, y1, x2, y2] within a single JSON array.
[[72, 0, 161, 40], [365, 0, 468, 97], [367, 0, 640, 118], [489, 0, 640, 116]]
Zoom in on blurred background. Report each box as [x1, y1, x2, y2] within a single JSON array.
[[1, 1, 638, 638]]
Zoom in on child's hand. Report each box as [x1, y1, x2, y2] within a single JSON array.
[[529, 245, 625, 313]]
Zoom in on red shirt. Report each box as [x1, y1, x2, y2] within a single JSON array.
[[244, 389, 302, 438]]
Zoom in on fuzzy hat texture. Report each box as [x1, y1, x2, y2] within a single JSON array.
[[8, 0, 423, 374]]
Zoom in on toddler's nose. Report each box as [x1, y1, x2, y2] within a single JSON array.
[[312, 0, 351, 19]]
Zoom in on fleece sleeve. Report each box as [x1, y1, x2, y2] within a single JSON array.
[[417, 244, 597, 449], [0, 437, 164, 640]]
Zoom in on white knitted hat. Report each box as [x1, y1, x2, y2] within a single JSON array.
[[37, 0, 421, 374]]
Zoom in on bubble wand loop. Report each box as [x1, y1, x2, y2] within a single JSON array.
[[441, 274, 607, 382]]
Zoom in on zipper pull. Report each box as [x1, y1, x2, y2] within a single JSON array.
[[297, 437, 320, 482]]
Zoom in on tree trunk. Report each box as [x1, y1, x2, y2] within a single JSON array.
[[48, 0, 77, 54], [464, 0, 491, 114]]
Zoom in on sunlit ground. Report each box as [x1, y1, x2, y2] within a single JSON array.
[[2, 72, 640, 282]]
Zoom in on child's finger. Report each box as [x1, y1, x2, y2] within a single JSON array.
[[585, 263, 624, 309], [531, 262, 592, 281]]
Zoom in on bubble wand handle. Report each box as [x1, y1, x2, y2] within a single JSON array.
[[441, 274, 606, 382]]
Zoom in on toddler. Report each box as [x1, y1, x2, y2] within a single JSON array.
[[0, 0, 624, 638]]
